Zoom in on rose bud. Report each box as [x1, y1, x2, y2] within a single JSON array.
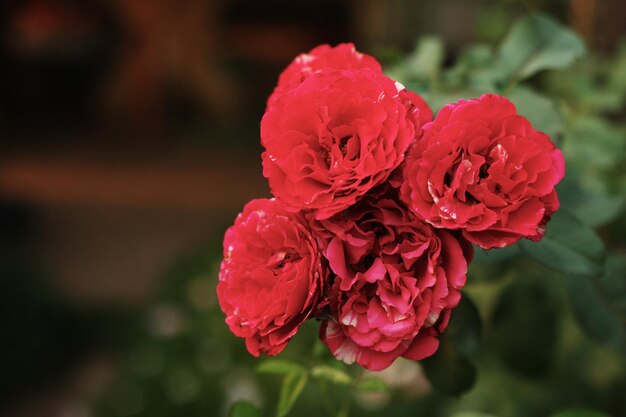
[[217, 198, 327, 356], [400, 94, 565, 249]]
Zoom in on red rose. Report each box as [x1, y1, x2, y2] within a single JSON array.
[[400, 94, 565, 249], [311, 188, 472, 370], [217, 198, 327, 356], [267, 43, 382, 106], [399, 89, 434, 128], [262, 68, 431, 220]]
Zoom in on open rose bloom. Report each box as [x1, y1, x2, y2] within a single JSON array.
[[261, 68, 429, 220], [217, 45, 564, 370], [400, 94, 565, 249], [217, 198, 326, 356], [311, 187, 473, 370]]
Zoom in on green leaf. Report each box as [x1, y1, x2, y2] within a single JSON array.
[[257, 360, 309, 416], [562, 254, 626, 353], [571, 193, 624, 229], [519, 210, 605, 276], [355, 377, 389, 393], [491, 276, 560, 377], [507, 86, 565, 140], [407, 36, 445, 81], [445, 294, 482, 356], [563, 273, 623, 347], [557, 176, 624, 227], [498, 13, 586, 83], [422, 337, 477, 396], [563, 116, 626, 172], [276, 371, 308, 417], [444, 44, 499, 92], [600, 255, 626, 310], [257, 359, 306, 376], [473, 244, 521, 265], [386, 36, 444, 89], [449, 44, 495, 76], [310, 365, 351, 385], [229, 401, 262, 417], [549, 408, 611, 417]]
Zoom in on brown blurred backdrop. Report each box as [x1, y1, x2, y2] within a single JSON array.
[[0, 0, 624, 416]]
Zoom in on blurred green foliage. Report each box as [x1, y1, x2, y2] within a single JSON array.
[[88, 11, 626, 417]]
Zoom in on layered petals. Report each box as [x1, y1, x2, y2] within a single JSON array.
[[217, 199, 328, 356], [262, 68, 431, 220], [312, 189, 472, 370], [400, 94, 565, 249], [267, 43, 383, 106]]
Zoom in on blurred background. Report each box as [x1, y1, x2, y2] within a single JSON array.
[[0, 1, 624, 417]]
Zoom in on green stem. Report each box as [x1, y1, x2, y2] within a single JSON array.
[[336, 396, 351, 417], [336, 369, 365, 417], [315, 379, 337, 417], [308, 341, 337, 417]]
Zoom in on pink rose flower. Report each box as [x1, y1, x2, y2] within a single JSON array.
[[400, 94, 565, 249], [262, 68, 431, 220], [217, 198, 327, 356], [267, 43, 382, 106], [311, 188, 472, 370]]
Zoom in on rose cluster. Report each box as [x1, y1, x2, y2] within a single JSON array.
[[217, 44, 565, 371]]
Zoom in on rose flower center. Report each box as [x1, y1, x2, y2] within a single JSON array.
[[266, 249, 301, 272], [320, 135, 357, 169]]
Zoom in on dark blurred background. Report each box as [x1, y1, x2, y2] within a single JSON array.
[[0, 1, 624, 416]]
